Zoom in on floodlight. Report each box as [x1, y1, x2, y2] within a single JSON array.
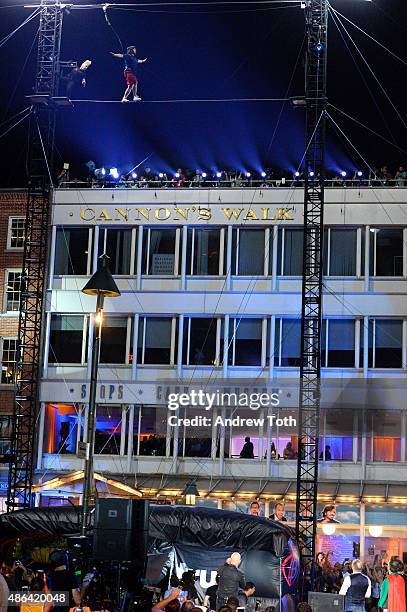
[[109, 168, 119, 179], [295, 171, 300, 177], [341, 171, 347, 177], [131, 172, 137, 179], [175, 172, 180, 178], [216, 172, 222, 178], [357, 171, 363, 177], [246, 172, 251, 178], [261, 172, 267, 178], [159, 173, 164, 178], [202, 172, 207, 178], [309, 171, 315, 177]]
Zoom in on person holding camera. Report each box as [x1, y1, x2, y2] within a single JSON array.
[[46, 552, 81, 612]]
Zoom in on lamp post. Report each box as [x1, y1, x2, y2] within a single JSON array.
[[80, 254, 121, 536], [183, 480, 199, 506]]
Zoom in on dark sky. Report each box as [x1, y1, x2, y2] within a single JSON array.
[[0, 0, 406, 186]]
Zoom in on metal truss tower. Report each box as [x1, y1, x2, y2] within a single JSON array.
[[7, 0, 63, 511], [295, 0, 328, 596]]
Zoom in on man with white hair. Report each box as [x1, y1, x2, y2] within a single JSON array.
[[216, 553, 245, 611], [339, 559, 371, 612]]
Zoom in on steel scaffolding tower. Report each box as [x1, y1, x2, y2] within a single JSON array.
[[7, 1, 63, 511], [295, 0, 328, 596]]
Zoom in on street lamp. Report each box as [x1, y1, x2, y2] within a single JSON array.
[[183, 480, 200, 506], [80, 254, 121, 536]]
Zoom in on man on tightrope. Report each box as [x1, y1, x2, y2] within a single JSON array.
[[110, 45, 147, 102]]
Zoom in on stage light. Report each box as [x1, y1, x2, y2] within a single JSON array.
[[175, 172, 180, 178], [295, 171, 300, 177], [357, 171, 363, 177], [261, 172, 267, 178], [315, 42, 324, 53], [368, 525, 383, 537], [101, 168, 106, 176], [131, 172, 137, 179], [201, 172, 207, 178], [109, 168, 119, 179], [246, 172, 251, 178], [321, 523, 336, 536], [183, 480, 200, 506], [216, 172, 222, 178], [309, 171, 315, 177], [158, 173, 164, 178], [341, 171, 347, 177]]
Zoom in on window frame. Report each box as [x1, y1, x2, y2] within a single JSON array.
[[321, 319, 357, 368], [138, 316, 176, 365], [0, 336, 18, 385], [4, 269, 22, 313], [48, 314, 88, 366], [7, 216, 25, 251], [186, 227, 224, 276], [143, 227, 180, 276], [183, 316, 220, 366]]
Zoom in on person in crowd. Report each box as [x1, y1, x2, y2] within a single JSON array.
[[264, 607, 276, 612], [248, 501, 260, 516], [180, 602, 195, 612], [395, 166, 407, 187], [180, 571, 198, 603], [378, 558, 406, 612], [64, 60, 92, 98], [332, 562, 344, 594], [218, 606, 232, 612], [216, 553, 245, 610], [296, 604, 312, 612], [152, 588, 183, 612], [203, 576, 218, 611], [318, 504, 340, 523], [319, 445, 332, 460], [110, 45, 147, 102], [270, 502, 287, 522], [46, 551, 81, 612], [283, 441, 296, 460], [238, 582, 256, 607], [0, 567, 9, 612], [226, 597, 239, 612], [164, 576, 181, 599], [240, 437, 254, 459], [339, 559, 371, 612]]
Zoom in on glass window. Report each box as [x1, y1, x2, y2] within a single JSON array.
[[54, 228, 90, 275], [0, 415, 12, 457], [181, 407, 212, 457], [184, 317, 217, 365], [7, 217, 25, 250], [100, 317, 129, 364], [232, 229, 265, 275], [372, 319, 402, 368], [322, 410, 354, 461], [1, 338, 18, 384], [230, 318, 262, 366], [95, 405, 122, 454], [138, 317, 173, 365], [134, 406, 167, 456], [275, 319, 301, 367], [98, 228, 133, 275], [49, 315, 84, 364], [278, 228, 303, 275], [328, 229, 357, 276], [322, 320, 355, 367], [371, 228, 403, 276], [5, 271, 21, 312], [44, 404, 78, 454], [371, 410, 401, 462], [144, 229, 177, 275], [187, 228, 221, 275]]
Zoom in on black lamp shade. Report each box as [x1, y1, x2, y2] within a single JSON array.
[[82, 254, 121, 297]]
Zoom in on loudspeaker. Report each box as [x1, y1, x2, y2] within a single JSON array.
[[93, 499, 149, 563], [308, 592, 345, 612]]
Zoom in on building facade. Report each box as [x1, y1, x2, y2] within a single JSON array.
[[34, 185, 407, 562], [0, 190, 26, 512]]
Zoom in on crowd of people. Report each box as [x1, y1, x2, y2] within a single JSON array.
[[56, 163, 407, 189]]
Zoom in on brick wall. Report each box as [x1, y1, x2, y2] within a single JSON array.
[[0, 191, 26, 416]]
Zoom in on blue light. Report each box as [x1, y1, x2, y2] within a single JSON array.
[[101, 168, 106, 176], [202, 172, 207, 178], [131, 172, 137, 179], [357, 171, 363, 177], [159, 173, 164, 178], [109, 167, 119, 179], [315, 42, 324, 53], [309, 171, 315, 177], [216, 172, 222, 178], [175, 172, 180, 178], [261, 171, 267, 178], [295, 171, 300, 177], [246, 172, 251, 178], [341, 171, 347, 177]]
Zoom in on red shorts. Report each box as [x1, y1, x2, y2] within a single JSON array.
[[124, 70, 137, 86]]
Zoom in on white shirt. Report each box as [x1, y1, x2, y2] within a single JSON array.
[[0, 573, 9, 612], [339, 572, 371, 598]]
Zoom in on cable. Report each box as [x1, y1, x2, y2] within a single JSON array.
[[0, 106, 31, 131], [0, 7, 40, 49], [112, 4, 300, 13], [70, 97, 290, 103], [0, 108, 32, 140], [49, 0, 304, 7]]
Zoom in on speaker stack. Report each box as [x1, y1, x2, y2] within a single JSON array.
[[93, 498, 149, 569], [308, 592, 345, 612]]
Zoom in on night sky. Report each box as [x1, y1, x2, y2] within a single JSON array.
[[0, 0, 406, 186]]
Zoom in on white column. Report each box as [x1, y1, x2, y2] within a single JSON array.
[[219, 407, 226, 474], [76, 404, 83, 451], [92, 226, 100, 273], [404, 228, 407, 277], [363, 316, 369, 377], [266, 407, 272, 476], [36, 403, 46, 469], [356, 227, 362, 279], [355, 319, 361, 368], [264, 228, 270, 276], [136, 406, 141, 456], [353, 412, 359, 464], [120, 405, 127, 456], [170, 317, 177, 365], [361, 410, 367, 476], [181, 226, 188, 290], [211, 408, 218, 460], [258, 408, 264, 461], [261, 318, 267, 368], [215, 318, 221, 367], [82, 404, 89, 443], [223, 315, 230, 378], [272, 225, 278, 291], [403, 320, 407, 371], [177, 314, 184, 378], [87, 315, 94, 381], [166, 408, 172, 458], [269, 315, 276, 379], [130, 228, 137, 276], [264, 500, 270, 518], [48, 226, 57, 289], [42, 312, 51, 377], [226, 226, 233, 290], [132, 314, 139, 379], [217, 499, 223, 510], [364, 226, 370, 292], [174, 228, 181, 276], [87, 228, 93, 276], [401, 410, 406, 462], [136, 225, 143, 290], [219, 228, 225, 275], [127, 404, 135, 472], [360, 502, 366, 560]]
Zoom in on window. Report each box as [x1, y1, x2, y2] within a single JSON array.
[[230, 318, 262, 366], [44, 404, 78, 454], [143, 229, 177, 275], [231, 229, 266, 275], [138, 317, 174, 365], [100, 317, 129, 364], [49, 315, 85, 364], [183, 317, 217, 365], [370, 411, 401, 462], [180, 407, 212, 457], [278, 228, 303, 275], [54, 228, 90, 275], [5, 271, 22, 312], [0, 416, 12, 456], [274, 319, 301, 367], [7, 217, 25, 250], [1, 338, 18, 384], [186, 228, 222, 275], [321, 320, 355, 367], [325, 228, 357, 276], [98, 228, 133, 275], [370, 228, 403, 276], [95, 405, 122, 454], [368, 319, 403, 368], [321, 410, 354, 461], [133, 406, 167, 456]]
